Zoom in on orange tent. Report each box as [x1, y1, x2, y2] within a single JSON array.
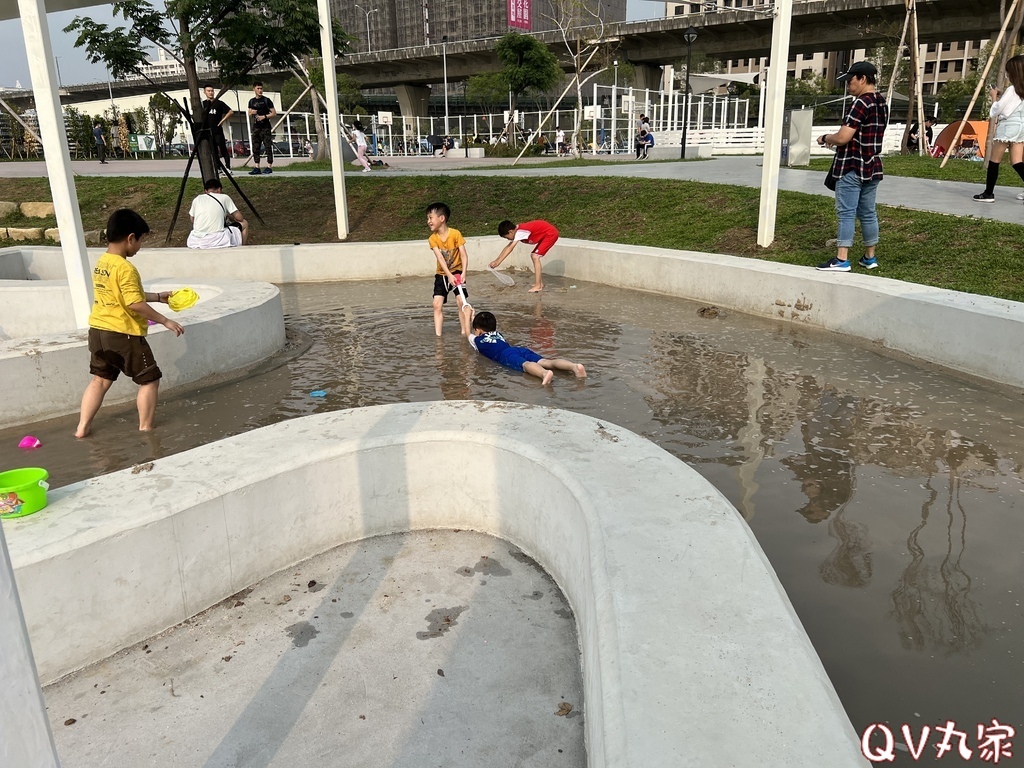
[[933, 119, 989, 158]]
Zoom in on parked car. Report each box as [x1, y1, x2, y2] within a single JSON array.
[[162, 143, 193, 156], [273, 140, 305, 156]]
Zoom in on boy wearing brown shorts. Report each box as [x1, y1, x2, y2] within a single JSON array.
[[75, 209, 185, 438]]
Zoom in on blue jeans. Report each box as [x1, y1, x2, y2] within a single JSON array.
[[835, 173, 880, 249]]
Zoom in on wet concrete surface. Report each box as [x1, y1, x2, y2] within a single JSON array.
[[5, 274, 1024, 761], [43, 530, 585, 768]]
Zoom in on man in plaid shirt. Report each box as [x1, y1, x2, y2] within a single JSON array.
[[816, 61, 890, 272]]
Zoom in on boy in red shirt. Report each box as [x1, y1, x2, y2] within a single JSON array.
[[490, 219, 559, 293]]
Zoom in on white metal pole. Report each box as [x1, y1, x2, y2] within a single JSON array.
[[317, 0, 349, 238], [757, 0, 794, 247], [592, 81, 599, 154], [20, 0, 92, 328], [443, 41, 450, 135], [612, 64, 618, 154], [0, 521, 59, 768]]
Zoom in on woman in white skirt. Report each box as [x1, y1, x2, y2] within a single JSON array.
[[973, 55, 1024, 202], [351, 120, 372, 172]]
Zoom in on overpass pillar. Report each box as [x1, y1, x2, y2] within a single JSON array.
[[395, 84, 431, 118], [632, 64, 664, 91]]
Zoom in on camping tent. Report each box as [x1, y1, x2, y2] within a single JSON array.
[[933, 119, 989, 158]]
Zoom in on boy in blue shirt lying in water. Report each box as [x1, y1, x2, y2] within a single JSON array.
[[468, 310, 587, 386]]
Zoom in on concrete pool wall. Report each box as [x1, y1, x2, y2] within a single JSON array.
[[6, 239, 1022, 392], [3, 402, 867, 767], [0, 248, 287, 428]]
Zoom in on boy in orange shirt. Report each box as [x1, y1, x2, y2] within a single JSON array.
[[426, 201, 472, 337], [75, 209, 185, 438]]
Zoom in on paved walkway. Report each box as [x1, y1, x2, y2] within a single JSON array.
[[3, 154, 1022, 226]]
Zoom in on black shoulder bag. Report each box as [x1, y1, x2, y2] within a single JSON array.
[[824, 154, 839, 191]]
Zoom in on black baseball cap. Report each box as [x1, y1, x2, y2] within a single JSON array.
[[837, 61, 877, 83]]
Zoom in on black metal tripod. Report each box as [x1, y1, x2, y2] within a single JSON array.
[[164, 101, 265, 245]]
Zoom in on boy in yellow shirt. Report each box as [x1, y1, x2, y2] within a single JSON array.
[[75, 209, 185, 438], [426, 201, 472, 337]]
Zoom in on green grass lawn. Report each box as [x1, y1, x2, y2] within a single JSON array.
[[275, 156, 694, 173], [807, 153, 1019, 186], [3, 173, 1023, 301]]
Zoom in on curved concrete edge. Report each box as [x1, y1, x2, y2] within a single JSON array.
[[11, 236, 1021, 388], [0, 280, 77, 338], [0, 279, 285, 429], [5, 402, 866, 767]]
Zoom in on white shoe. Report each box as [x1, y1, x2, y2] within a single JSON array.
[[362, 167, 370, 172], [1017, 190, 1024, 200]]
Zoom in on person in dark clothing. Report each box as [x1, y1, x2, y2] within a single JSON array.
[[247, 82, 277, 175], [201, 83, 234, 169], [907, 116, 936, 153], [93, 121, 108, 163]]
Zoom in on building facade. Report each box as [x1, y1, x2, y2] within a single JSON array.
[[335, 0, 626, 53], [665, 2, 989, 94]]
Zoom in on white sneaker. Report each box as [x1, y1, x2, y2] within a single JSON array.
[[362, 167, 370, 172], [1017, 190, 1024, 200]]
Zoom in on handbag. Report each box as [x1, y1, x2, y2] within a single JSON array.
[[824, 155, 839, 191]]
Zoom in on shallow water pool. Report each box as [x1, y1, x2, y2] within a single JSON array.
[[2, 274, 1022, 758]]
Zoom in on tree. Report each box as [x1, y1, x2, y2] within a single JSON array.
[[466, 72, 508, 114], [62, 106, 94, 158], [280, 68, 364, 113], [149, 93, 182, 154], [547, 0, 615, 158], [128, 106, 150, 135], [65, 0, 348, 181], [495, 31, 562, 112]]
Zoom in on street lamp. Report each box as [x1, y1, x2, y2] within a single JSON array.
[[106, 68, 116, 116], [612, 59, 618, 154], [442, 35, 449, 136], [354, 5, 378, 53], [680, 26, 697, 159]]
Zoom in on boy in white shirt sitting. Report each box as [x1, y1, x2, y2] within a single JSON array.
[[187, 178, 249, 249]]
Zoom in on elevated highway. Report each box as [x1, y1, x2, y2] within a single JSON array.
[[4, 0, 1005, 108], [343, 0, 1002, 88]]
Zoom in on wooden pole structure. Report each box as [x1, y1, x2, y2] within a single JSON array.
[[887, 4, 912, 107], [910, 0, 927, 155], [940, 0, 1022, 167]]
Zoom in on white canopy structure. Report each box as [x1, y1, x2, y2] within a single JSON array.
[[1, 1, 347, 765], [687, 71, 761, 94], [0, 0, 349, 330]]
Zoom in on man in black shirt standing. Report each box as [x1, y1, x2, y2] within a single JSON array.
[[201, 83, 234, 169], [247, 81, 277, 175]]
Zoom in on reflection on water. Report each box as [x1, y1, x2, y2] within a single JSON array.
[[1, 275, 1022, 749], [890, 440, 989, 656]]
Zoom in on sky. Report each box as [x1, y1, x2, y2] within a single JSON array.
[[0, 0, 660, 88]]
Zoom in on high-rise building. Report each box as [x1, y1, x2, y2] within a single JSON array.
[[665, 2, 989, 94], [336, 0, 627, 53]]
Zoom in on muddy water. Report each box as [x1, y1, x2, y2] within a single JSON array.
[[3, 275, 1022, 756]]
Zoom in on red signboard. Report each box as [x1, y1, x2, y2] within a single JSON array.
[[508, 0, 531, 29]]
